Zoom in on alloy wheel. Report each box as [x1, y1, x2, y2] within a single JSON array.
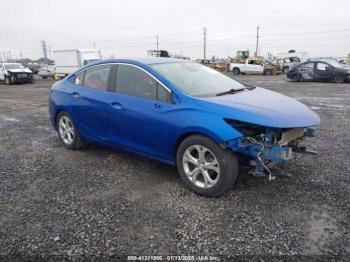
[[58, 116, 75, 145], [182, 145, 220, 188]]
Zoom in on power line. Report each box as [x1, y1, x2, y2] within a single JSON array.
[[255, 25, 259, 56], [41, 40, 48, 65]]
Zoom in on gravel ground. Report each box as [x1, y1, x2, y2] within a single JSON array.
[[0, 75, 349, 261]]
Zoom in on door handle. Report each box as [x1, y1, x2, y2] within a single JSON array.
[[72, 92, 80, 98], [111, 101, 123, 110]]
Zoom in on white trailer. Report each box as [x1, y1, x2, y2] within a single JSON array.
[[53, 49, 102, 79]]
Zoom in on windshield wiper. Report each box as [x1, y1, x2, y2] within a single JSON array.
[[245, 85, 256, 90], [216, 86, 255, 96]]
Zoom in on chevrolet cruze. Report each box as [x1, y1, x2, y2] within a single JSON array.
[[49, 58, 320, 197]]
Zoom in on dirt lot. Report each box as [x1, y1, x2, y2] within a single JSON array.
[[0, 75, 349, 260]]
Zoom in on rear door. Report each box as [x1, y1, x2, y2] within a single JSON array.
[[107, 64, 175, 159], [70, 64, 115, 142], [314, 62, 333, 81], [245, 59, 256, 74]]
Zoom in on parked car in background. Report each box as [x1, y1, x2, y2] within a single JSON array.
[[0, 63, 34, 85], [49, 58, 319, 197], [276, 56, 301, 73], [38, 65, 56, 79], [213, 61, 228, 71], [230, 58, 280, 75], [287, 60, 350, 83], [53, 49, 102, 79], [26, 63, 40, 74]]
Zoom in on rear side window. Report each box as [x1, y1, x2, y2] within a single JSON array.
[[75, 71, 85, 85], [82, 64, 112, 90], [116, 64, 170, 102], [300, 62, 314, 69]]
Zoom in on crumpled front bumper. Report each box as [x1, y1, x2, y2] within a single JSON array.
[[227, 127, 316, 176]]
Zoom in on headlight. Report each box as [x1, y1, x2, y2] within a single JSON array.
[[224, 119, 265, 137]]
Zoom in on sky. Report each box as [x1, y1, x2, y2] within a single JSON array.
[[1, 0, 349, 60]]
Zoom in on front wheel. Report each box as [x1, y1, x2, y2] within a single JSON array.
[[176, 135, 239, 197], [232, 68, 240, 75], [5, 76, 12, 85], [283, 67, 289, 74], [334, 73, 345, 83]]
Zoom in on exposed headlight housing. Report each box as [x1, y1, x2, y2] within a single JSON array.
[[224, 119, 265, 137]]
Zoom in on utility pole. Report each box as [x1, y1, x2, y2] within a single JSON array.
[[203, 27, 207, 61], [20, 49, 23, 62], [255, 25, 259, 57], [41, 40, 48, 65], [156, 36, 159, 56]]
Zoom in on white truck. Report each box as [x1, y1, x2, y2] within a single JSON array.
[[53, 49, 102, 79], [229, 58, 265, 75]]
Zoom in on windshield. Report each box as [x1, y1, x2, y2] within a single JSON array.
[[151, 62, 245, 97], [4, 64, 25, 70]]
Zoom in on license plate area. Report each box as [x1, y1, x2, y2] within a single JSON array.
[[18, 74, 27, 78]]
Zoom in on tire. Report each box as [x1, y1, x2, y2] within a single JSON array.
[[334, 73, 346, 83], [56, 111, 83, 150], [5, 76, 12, 85], [283, 67, 289, 74], [232, 68, 240, 75], [176, 134, 239, 197], [289, 73, 301, 82]]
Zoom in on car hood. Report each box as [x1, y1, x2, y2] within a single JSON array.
[[195, 87, 320, 128], [7, 69, 32, 73]]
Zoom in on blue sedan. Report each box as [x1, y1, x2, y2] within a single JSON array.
[[49, 58, 320, 197]]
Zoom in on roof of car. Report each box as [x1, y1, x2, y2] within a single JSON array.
[[95, 57, 193, 66]]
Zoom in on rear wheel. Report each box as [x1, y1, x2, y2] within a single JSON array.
[[176, 135, 239, 197], [56, 111, 82, 150], [232, 68, 240, 75], [334, 73, 345, 83]]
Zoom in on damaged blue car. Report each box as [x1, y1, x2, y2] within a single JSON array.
[[49, 58, 320, 197]]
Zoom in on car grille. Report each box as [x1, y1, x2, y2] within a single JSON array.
[[16, 73, 28, 79]]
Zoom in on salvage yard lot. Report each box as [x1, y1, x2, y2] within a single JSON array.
[[0, 75, 349, 259]]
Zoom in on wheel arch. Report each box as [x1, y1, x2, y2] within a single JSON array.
[[172, 128, 240, 161]]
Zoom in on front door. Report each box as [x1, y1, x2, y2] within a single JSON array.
[[314, 62, 333, 81], [108, 64, 174, 159]]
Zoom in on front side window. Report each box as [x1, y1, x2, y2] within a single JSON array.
[[291, 57, 301, 62], [116, 64, 170, 102], [83, 64, 111, 90], [151, 62, 245, 97], [316, 63, 328, 71]]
